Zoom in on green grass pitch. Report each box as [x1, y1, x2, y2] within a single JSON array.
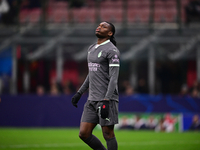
[[0, 128, 200, 150]]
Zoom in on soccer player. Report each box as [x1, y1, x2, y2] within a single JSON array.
[[71, 21, 120, 150]]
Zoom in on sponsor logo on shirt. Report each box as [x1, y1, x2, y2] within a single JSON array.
[[88, 62, 100, 71], [112, 55, 119, 63]]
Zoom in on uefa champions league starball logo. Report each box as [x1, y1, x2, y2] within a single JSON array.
[[112, 55, 119, 62]]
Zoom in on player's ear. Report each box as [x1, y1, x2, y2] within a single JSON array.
[[108, 31, 113, 37]]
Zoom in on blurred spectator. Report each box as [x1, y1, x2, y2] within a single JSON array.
[[189, 80, 200, 93], [135, 78, 148, 94], [189, 80, 200, 98], [119, 80, 129, 93], [155, 114, 177, 132], [50, 78, 63, 93], [191, 88, 200, 98], [189, 114, 200, 131], [118, 116, 133, 130], [63, 80, 76, 95], [36, 85, 45, 96], [120, 80, 134, 95], [133, 115, 146, 130], [163, 113, 177, 132], [155, 117, 166, 132], [50, 84, 59, 95], [185, 0, 200, 25], [179, 84, 189, 97], [125, 85, 134, 95], [49, 78, 62, 95], [146, 115, 158, 130]]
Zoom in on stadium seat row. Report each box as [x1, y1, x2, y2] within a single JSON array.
[[19, 0, 189, 24]]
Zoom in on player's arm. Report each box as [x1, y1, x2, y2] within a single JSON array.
[[100, 49, 120, 119], [104, 50, 120, 100], [71, 75, 89, 108], [101, 66, 119, 118], [78, 75, 89, 95], [104, 67, 119, 100]]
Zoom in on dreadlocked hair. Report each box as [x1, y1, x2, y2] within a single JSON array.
[[106, 21, 117, 46]]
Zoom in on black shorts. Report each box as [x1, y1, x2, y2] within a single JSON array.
[[81, 100, 119, 126]]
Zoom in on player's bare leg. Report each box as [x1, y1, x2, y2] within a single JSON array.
[[79, 122, 107, 150], [102, 125, 118, 150]]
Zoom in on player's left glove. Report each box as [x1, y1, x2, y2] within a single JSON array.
[[100, 100, 109, 119], [71, 92, 81, 108]]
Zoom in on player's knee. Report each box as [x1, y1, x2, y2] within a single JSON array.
[[79, 131, 85, 140], [79, 131, 89, 140], [102, 131, 115, 140]]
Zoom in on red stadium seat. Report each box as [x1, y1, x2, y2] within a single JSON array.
[[85, 0, 95, 8], [154, 0, 178, 23], [181, 0, 189, 22], [19, 9, 30, 24], [128, 0, 141, 6], [100, 0, 122, 9], [73, 8, 95, 23], [165, 8, 177, 23], [154, 0, 165, 7], [128, 7, 150, 23], [54, 1, 68, 9], [100, 8, 123, 23], [19, 0, 189, 24], [49, 9, 69, 23], [154, 8, 166, 22], [29, 9, 41, 23], [166, 0, 176, 7]]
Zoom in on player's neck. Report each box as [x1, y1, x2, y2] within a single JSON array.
[[97, 38, 109, 45]]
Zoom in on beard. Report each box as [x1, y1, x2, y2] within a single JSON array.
[[95, 32, 105, 38]]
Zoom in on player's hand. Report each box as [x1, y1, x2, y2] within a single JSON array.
[[71, 92, 81, 108], [101, 100, 109, 119]]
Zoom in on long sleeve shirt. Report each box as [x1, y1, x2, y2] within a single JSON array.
[[78, 40, 120, 101]]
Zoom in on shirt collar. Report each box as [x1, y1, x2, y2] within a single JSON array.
[[95, 40, 110, 49]]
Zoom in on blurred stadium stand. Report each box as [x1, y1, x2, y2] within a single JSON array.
[[0, 0, 200, 96], [15, 0, 192, 24]]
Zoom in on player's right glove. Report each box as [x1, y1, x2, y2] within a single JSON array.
[[100, 100, 109, 119], [71, 92, 81, 108]]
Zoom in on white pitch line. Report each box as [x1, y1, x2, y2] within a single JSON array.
[[0, 141, 200, 149], [0, 143, 85, 149], [119, 140, 200, 145]]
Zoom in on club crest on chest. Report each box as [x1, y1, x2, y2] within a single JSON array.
[[98, 51, 102, 58]]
